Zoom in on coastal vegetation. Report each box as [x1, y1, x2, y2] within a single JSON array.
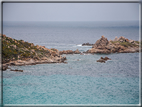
[[2, 34, 67, 70], [110, 41, 138, 47], [2, 34, 51, 63]]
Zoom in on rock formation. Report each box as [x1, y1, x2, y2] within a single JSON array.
[[92, 35, 109, 49], [59, 49, 81, 55], [74, 49, 81, 54], [96, 57, 111, 63], [86, 36, 140, 54], [2, 34, 67, 71], [10, 69, 23, 72], [82, 43, 93, 46]]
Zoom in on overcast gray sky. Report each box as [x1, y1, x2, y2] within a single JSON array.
[[3, 3, 139, 22]]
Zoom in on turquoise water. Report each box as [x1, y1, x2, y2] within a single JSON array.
[[2, 21, 140, 105], [3, 75, 139, 104], [3, 53, 140, 104]]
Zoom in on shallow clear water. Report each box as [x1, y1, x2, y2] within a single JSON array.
[[2, 21, 140, 105]]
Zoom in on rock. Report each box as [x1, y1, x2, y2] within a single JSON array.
[[31, 43, 34, 47], [74, 49, 81, 54], [51, 48, 59, 54], [103, 57, 111, 60], [51, 51, 59, 57], [92, 35, 109, 49], [25, 59, 36, 65], [60, 56, 67, 62], [41, 57, 48, 60], [2, 64, 8, 71], [86, 36, 140, 54], [31, 49, 35, 53], [59, 50, 71, 55], [96, 59, 105, 63], [2, 34, 6, 37], [10, 69, 23, 72], [87, 48, 111, 54], [21, 40, 25, 43], [122, 47, 139, 53], [126, 39, 129, 42], [118, 45, 125, 50], [82, 43, 93, 46], [117, 36, 126, 42], [120, 39, 123, 42], [117, 36, 129, 42], [80, 53, 84, 55], [97, 57, 111, 63], [134, 42, 139, 46], [113, 36, 118, 41], [10, 45, 17, 49], [59, 49, 81, 55], [129, 40, 134, 43], [105, 44, 114, 50], [4, 56, 66, 66]]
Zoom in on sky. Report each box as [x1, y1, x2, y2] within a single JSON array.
[[3, 2, 139, 22]]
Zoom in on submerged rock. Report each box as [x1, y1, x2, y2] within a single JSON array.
[[96, 59, 106, 63], [10, 69, 23, 72], [96, 57, 111, 63]]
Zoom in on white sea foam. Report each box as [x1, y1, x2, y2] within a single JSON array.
[[77, 44, 82, 46]]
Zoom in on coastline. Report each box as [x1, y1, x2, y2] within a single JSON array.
[[2, 34, 141, 71]]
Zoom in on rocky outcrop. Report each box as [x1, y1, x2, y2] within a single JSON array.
[[59, 49, 81, 55], [2, 34, 67, 71], [10, 69, 23, 72], [2, 64, 9, 71], [86, 36, 140, 54], [74, 49, 81, 54], [97, 57, 111, 63], [82, 43, 93, 46], [92, 35, 109, 49]]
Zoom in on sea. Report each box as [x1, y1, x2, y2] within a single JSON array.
[[1, 21, 140, 105]]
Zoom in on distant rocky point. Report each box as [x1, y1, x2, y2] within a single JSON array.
[[82, 43, 93, 46], [85, 35, 141, 54], [1, 34, 67, 71]]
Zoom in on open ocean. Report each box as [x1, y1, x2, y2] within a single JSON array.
[[2, 21, 140, 105]]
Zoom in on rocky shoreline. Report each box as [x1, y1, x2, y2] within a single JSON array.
[[2, 57, 67, 71], [2, 34, 67, 71]]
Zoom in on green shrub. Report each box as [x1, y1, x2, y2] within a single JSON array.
[[2, 35, 53, 63], [135, 41, 139, 44], [119, 42, 136, 47], [110, 41, 119, 44]]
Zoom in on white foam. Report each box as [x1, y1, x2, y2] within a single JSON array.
[[77, 44, 82, 46]]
